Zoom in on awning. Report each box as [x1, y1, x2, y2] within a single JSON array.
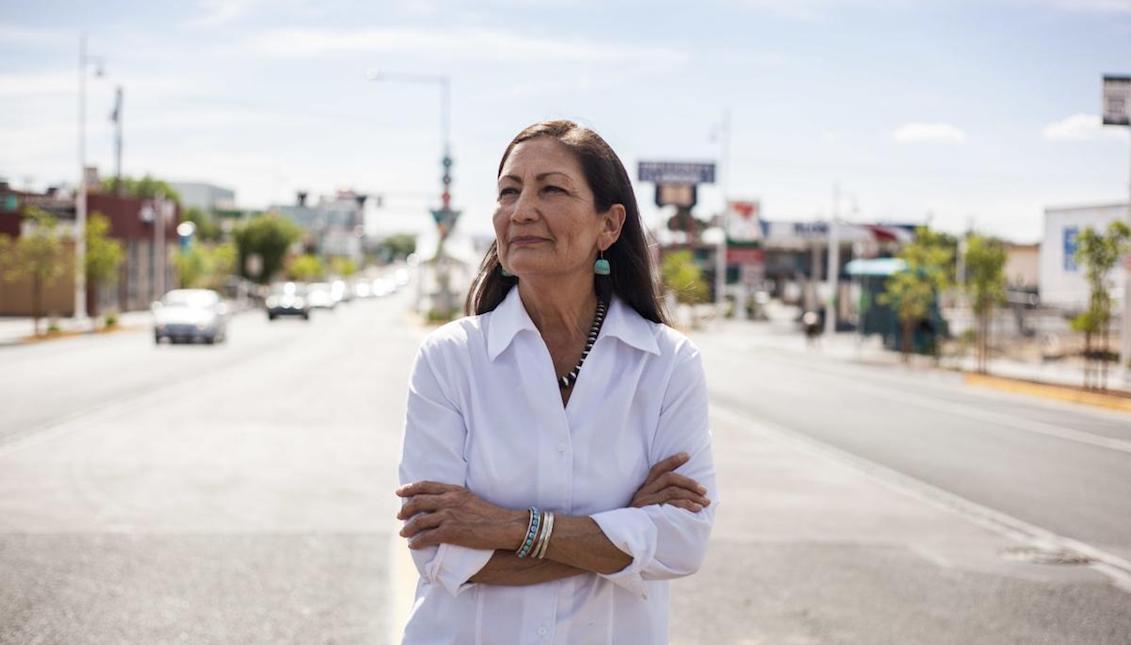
[[845, 258, 907, 276]]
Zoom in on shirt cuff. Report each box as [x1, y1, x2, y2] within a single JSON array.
[[429, 543, 495, 598], [590, 507, 657, 599]]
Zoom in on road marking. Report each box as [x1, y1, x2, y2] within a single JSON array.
[[714, 346, 1131, 455], [718, 336, 1131, 425], [712, 403, 1131, 593], [832, 373, 1131, 455], [388, 520, 416, 644]]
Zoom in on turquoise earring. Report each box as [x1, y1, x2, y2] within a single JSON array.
[[594, 250, 611, 276]]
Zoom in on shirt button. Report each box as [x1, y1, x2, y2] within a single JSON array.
[[556, 443, 567, 454], [537, 625, 549, 637]]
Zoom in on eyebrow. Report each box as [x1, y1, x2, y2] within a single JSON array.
[[499, 172, 574, 184]]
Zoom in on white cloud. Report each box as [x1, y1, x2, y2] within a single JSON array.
[[0, 72, 74, 96], [1042, 113, 1130, 141], [0, 24, 61, 46], [1021, 0, 1131, 13], [243, 27, 687, 64], [191, 0, 272, 26], [729, 0, 917, 20], [892, 122, 968, 144]]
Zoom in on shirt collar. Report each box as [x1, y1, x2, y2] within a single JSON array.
[[486, 286, 660, 362]]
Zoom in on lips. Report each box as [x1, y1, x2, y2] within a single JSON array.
[[510, 236, 548, 246]]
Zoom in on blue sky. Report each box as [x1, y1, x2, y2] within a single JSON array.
[[1, 0, 1130, 242]]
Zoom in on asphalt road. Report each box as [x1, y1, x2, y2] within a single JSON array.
[[694, 329, 1131, 562], [1, 293, 1129, 644]]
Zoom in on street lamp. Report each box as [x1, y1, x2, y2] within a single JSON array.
[[75, 32, 106, 324], [367, 71, 459, 315]]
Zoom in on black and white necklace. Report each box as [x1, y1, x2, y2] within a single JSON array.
[[559, 299, 608, 390]]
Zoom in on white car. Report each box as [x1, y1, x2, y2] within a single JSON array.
[[153, 289, 228, 344]]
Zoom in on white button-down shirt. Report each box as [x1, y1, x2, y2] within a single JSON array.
[[398, 286, 717, 645]]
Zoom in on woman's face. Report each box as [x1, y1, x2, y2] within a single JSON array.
[[494, 136, 623, 279]]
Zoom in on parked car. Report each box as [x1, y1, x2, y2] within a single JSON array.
[[306, 282, 336, 309], [331, 279, 351, 304], [153, 289, 228, 344], [266, 282, 311, 320]]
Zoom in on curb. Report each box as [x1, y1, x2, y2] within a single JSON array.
[[964, 372, 1131, 415]]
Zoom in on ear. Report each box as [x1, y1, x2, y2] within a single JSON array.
[[597, 204, 626, 252]]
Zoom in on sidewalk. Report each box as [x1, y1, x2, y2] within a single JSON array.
[[701, 304, 1131, 400], [0, 301, 260, 348], [0, 311, 154, 347]]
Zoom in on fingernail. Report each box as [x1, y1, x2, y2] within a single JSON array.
[[696, 486, 706, 494]]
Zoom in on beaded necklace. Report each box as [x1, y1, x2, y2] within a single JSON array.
[[559, 299, 608, 390]]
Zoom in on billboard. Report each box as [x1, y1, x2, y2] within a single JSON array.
[[726, 200, 762, 242], [1102, 75, 1131, 126], [638, 161, 716, 184]]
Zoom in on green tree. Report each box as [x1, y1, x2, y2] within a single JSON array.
[[101, 175, 181, 204], [0, 208, 66, 335], [174, 242, 237, 290], [288, 254, 324, 281], [182, 206, 222, 242], [661, 250, 709, 305], [880, 227, 953, 361], [963, 234, 1006, 373], [1072, 221, 1131, 390], [232, 213, 301, 284], [85, 212, 124, 317], [377, 233, 417, 262], [329, 256, 357, 277]]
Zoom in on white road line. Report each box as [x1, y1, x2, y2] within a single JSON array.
[[712, 403, 1131, 593], [714, 347, 1131, 455], [833, 374, 1131, 455], [388, 520, 417, 644]]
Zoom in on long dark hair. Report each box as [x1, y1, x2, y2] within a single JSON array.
[[464, 120, 669, 325]]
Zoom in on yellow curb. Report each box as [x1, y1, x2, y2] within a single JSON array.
[[964, 372, 1131, 414], [18, 323, 146, 345]]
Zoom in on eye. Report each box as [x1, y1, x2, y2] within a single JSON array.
[[498, 187, 518, 198], [542, 185, 566, 195]]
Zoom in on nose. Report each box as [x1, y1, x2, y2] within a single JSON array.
[[510, 187, 539, 223]]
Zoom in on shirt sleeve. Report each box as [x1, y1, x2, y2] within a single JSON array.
[[398, 343, 494, 598], [589, 343, 717, 599]]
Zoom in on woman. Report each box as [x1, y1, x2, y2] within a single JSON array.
[[397, 120, 716, 644]]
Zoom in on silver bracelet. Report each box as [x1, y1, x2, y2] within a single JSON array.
[[534, 511, 555, 559]]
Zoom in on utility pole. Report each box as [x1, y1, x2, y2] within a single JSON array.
[[715, 109, 730, 314], [367, 72, 457, 316], [1102, 75, 1131, 383], [112, 86, 123, 194], [75, 33, 105, 323], [154, 193, 166, 300], [825, 182, 841, 337], [75, 33, 89, 323]]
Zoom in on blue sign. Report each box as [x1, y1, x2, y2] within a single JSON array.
[[1063, 226, 1078, 272]]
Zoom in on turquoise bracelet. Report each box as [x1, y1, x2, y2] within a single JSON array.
[[516, 507, 541, 558]]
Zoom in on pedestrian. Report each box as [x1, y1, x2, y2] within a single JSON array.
[[396, 120, 717, 644], [803, 310, 821, 346]]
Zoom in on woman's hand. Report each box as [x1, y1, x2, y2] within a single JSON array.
[[630, 452, 711, 512], [396, 481, 528, 551]]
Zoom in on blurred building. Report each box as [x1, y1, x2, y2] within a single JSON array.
[[270, 189, 369, 264], [1040, 202, 1128, 309], [1004, 243, 1040, 290], [0, 177, 180, 316], [169, 181, 235, 213]]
